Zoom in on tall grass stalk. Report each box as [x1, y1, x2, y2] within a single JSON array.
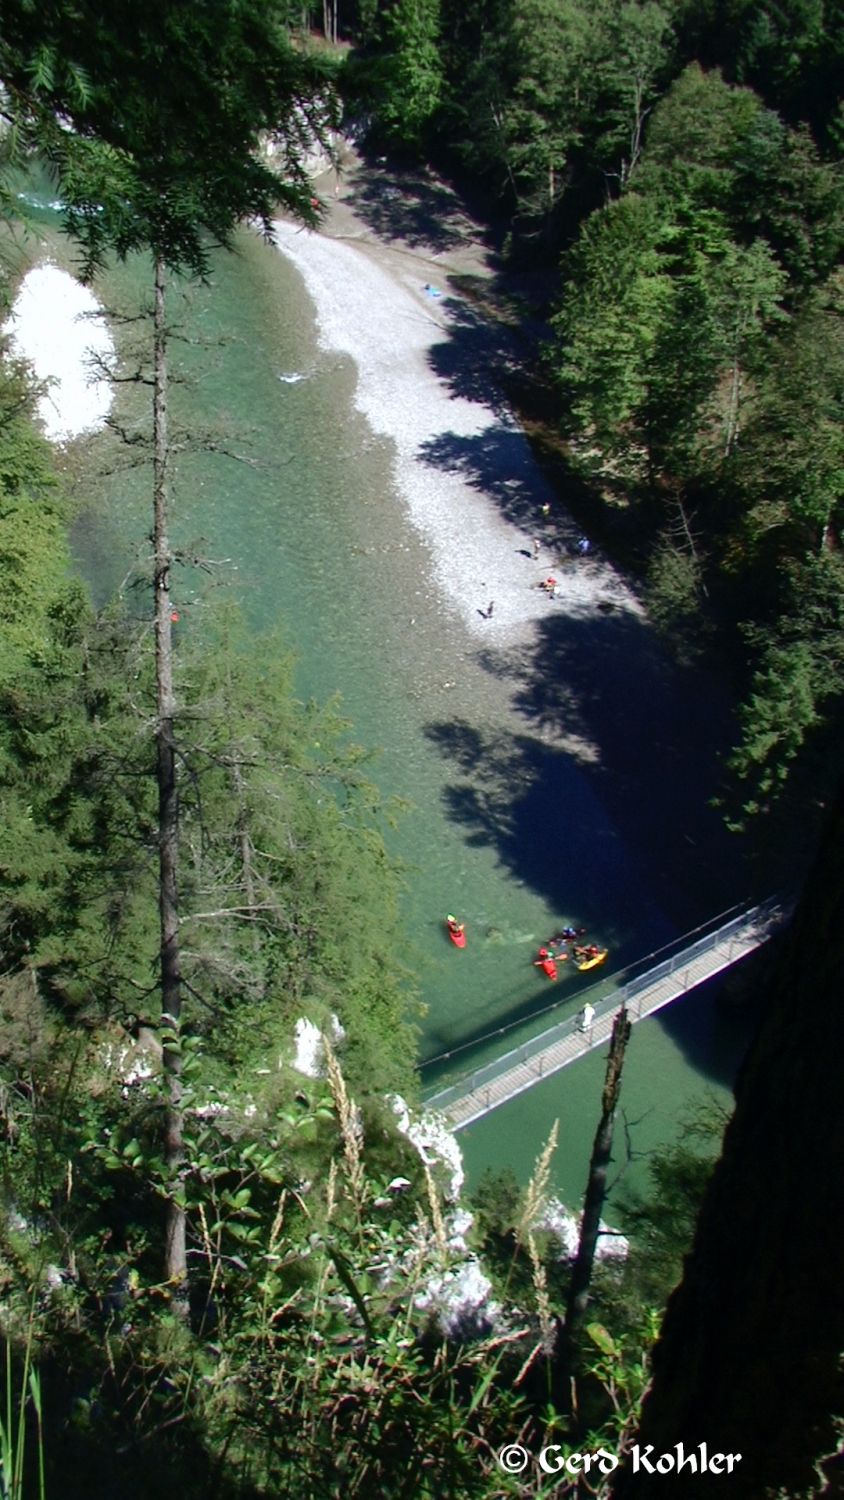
[[1, 1327, 46, 1500]]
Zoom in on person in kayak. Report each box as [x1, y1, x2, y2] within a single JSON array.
[[534, 947, 558, 980], [446, 915, 465, 938], [552, 925, 586, 945], [545, 942, 569, 962], [574, 943, 601, 961]]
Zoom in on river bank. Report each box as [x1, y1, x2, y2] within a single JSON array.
[[273, 154, 643, 653]]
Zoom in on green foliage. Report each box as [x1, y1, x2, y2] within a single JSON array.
[[552, 66, 815, 481], [433, 0, 518, 186], [0, 600, 158, 1012], [584, 1, 675, 186], [0, 0, 339, 277], [725, 553, 844, 822], [637, 59, 767, 203], [0, 1333, 45, 1500], [163, 604, 417, 1096], [730, 116, 844, 293], [0, 583, 417, 1090], [615, 1098, 725, 1307], [729, 285, 844, 551], [358, 0, 676, 228], [501, 0, 596, 213], [553, 192, 677, 472], [669, 0, 843, 149], [0, 1042, 531, 1499], [578, 1310, 660, 1448], [0, 351, 70, 678], [0, 359, 157, 1007], [470, 1166, 562, 1307], [644, 532, 706, 648], [362, 0, 445, 150]]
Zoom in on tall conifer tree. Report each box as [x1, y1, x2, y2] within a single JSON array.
[[0, 0, 335, 1306]]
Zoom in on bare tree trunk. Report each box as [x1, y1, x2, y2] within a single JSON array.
[[230, 756, 262, 959], [724, 351, 742, 457], [622, 80, 649, 190], [676, 496, 708, 599], [153, 255, 188, 1311], [566, 1006, 632, 1346]]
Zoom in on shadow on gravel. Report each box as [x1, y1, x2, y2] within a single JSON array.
[[419, 425, 592, 557], [425, 299, 522, 417], [344, 158, 493, 256], [420, 425, 545, 522], [418, 414, 600, 554]]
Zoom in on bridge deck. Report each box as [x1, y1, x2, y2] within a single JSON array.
[[426, 903, 783, 1132]]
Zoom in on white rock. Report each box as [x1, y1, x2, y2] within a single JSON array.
[[386, 1176, 412, 1193], [414, 1258, 498, 1338], [291, 1014, 346, 1078], [539, 1196, 629, 1262], [389, 1096, 464, 1201]]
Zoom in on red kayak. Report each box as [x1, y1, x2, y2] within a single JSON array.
[[534, 947, 558, 980], [446, 916, 466, 948]]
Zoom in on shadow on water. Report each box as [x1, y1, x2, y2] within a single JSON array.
[[421, 602, 767, 1088], [427, 608, 751, 931], [655, 963, 765, 1088], [511, 610, 749, 919]]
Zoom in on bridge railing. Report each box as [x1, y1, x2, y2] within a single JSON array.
[[423, 896, 788, 1117]]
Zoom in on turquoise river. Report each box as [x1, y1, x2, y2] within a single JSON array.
[[15, 200, 767, 1212]]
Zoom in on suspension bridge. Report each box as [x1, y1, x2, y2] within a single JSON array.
[[423, 897, 789, 1132]]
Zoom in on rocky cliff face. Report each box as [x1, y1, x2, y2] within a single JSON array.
[[612, 784, 844, 1499]]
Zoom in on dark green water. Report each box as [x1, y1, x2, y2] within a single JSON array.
[[17, 203, 759, 1212]]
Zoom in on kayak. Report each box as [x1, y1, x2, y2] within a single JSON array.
[[534, 948, 559, 980], [446, 918, 466, 949], [577, 949, 608, 972]]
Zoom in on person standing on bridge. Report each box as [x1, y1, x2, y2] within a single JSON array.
[[577, 1002, 595, 1032]]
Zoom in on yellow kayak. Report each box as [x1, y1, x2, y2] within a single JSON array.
[[577, 948, 608, 972]]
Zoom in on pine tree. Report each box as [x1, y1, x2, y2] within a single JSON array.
[[1, 0, 336, 1307]]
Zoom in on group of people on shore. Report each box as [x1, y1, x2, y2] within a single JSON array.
[[482, 532, 594, 619], [534, 537, 592, 602]]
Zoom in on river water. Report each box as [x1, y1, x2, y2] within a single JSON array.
[[15, 195, 761, 1211]]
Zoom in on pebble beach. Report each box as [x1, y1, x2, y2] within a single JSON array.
[[273, 168, 643, 652]]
